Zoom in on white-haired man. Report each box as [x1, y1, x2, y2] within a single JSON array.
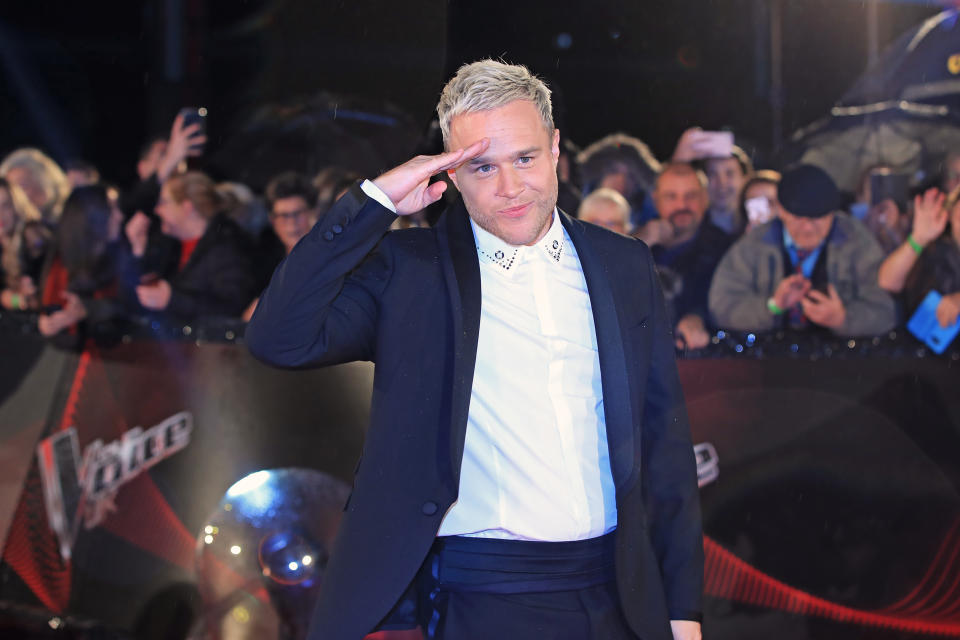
[[247, 60, 703, 640], [579, 187, 632, 236]]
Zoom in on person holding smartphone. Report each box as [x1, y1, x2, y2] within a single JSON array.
[[709, 164, 896, 336]]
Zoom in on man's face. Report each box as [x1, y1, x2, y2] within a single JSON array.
[[447, 100, 559, 247], [780, 209, 834, 251], [271, 195, 314, 252], [705, 157, 746, 214], [580, 199, 629, 236], [654, 171, 707, 238]]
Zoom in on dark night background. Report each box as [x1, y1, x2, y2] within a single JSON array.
[[0, 0, 944, 187]]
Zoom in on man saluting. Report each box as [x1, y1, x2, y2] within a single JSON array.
[[247, 59, 703, 640]]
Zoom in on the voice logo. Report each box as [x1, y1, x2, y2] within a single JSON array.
[[36, 412, 193, 560]]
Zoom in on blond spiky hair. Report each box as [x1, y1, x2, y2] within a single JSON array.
[[436, 59, 554, 148]]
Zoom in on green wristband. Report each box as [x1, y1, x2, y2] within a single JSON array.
[[907, 235, 924, 256], [767, 297, 785, 315], [10, 293, 21, 310]]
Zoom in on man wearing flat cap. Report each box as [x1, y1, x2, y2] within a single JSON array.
[[708, 164, 896, 336]]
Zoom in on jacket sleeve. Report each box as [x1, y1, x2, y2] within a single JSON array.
[[245, 186, 398, 368], [640, 245, 705, 621], [838, 231, 897, 337], [708, 240, 777, 332]]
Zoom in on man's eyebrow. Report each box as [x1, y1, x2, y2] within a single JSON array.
[[467, 147, 541, 166]]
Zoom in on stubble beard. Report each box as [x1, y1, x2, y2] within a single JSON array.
[[466, 181, 559, 247]]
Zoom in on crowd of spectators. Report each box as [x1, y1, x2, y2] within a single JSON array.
[[2, 105, 959, 352]]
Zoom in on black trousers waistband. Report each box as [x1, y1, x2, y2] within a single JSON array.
[[425, 532, 617, 595]]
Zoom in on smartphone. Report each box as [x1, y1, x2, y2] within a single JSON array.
[[745, 196, 773, 225], [694, 130, 734, 159], [177, 107, 207, 151], [907, 290, 960, 354], [869, 169, 909, 208]]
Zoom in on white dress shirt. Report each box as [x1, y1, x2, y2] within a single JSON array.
[[437, 210, 618, 541], [358, 181, 617, 542]]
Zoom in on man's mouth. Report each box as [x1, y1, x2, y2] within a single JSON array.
[[500, 202, 532, 218]]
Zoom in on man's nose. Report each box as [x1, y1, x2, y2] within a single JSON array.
[[496, 168, 523, 199]]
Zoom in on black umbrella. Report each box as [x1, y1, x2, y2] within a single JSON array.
[[784, 8, 960, 193]]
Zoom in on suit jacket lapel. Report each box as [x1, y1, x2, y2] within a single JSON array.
[[435, 198, 481, 494], [560, 212, 636, 490]]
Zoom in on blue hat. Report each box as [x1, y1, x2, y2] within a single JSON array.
[[778, 164, 841, 219]]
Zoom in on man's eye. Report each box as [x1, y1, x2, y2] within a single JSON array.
[[476, 164, 493, 174], [517, 156, 533, 165]]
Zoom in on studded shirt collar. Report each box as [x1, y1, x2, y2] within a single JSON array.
[[471, 208, 565, 271]]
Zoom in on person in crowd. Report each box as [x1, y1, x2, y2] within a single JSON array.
[[247, 59, 702, 640], [672, 127, 753, 237], [120, 115, 208, 292], [577, 132, 662, 228], [64, 159, 101, 189], [36, 185, 125, 336], [577, 187, 631, 235], [702, 147, 752, 237], [852, 165, 910, 255], [218, 181, 269, 236], [0, 148, 70, 224], [634, 162, 733, 349], [877, 186, 960, 326], [242, 171, 320, 321], [709, 164, 896, 336], [129, 171, 256, 321], [0, 178, 46, 310], [738, 170, 781, 234]]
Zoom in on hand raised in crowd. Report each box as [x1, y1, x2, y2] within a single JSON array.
[[801, 284, 847, 329], [372, 138, 489, 215], [157, 113, 206, 182], [911, 187, 948, 247], [125, 211, 151, 257], [38, 292, 87, 336], [772, 273, 811, 311], [672, 127, 708, 162], [136, 279, 172, 310], [675, 313, 710, 350], [936, 292, 960, 328]]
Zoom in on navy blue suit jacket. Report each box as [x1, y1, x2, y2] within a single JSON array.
[[246, 185, 703, 640]]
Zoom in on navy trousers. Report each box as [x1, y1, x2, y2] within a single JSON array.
[[409, 533, 638, 640]]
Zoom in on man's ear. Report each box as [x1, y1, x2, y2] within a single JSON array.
[[447, 168, 460, 191]]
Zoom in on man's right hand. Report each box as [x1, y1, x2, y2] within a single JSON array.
[[372, 138, 489, 215], [773, 273, 811, 310]]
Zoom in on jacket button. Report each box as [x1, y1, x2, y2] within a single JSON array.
[[323, 230, 335, 241], [421, 501, 439, 516], [332, 224, 343, 234]]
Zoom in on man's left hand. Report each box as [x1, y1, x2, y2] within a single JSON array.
[[671, 620, 702, 640], [136, 279, 172, 310], [801, 284, 846, 329]]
